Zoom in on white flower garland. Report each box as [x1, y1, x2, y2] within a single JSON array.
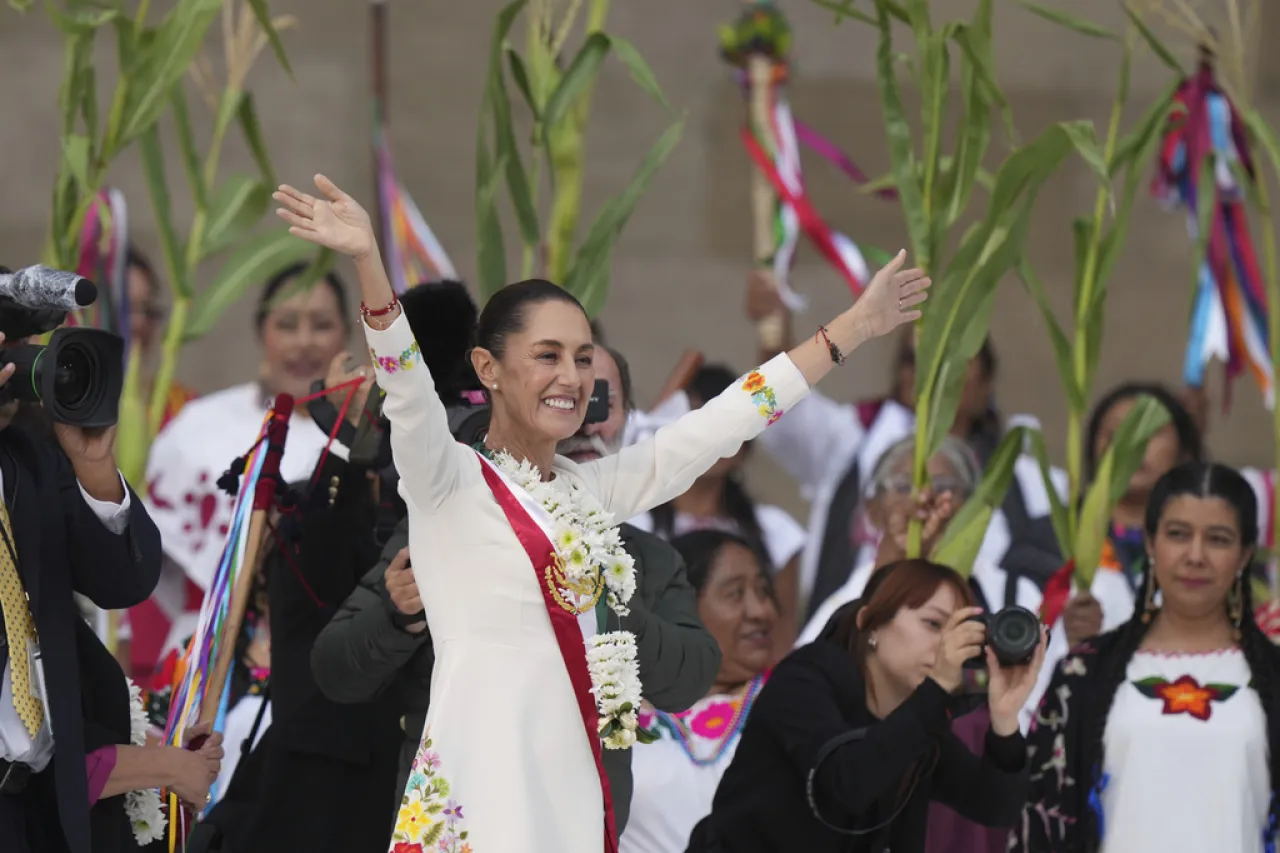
[[491, 450, 651, 749], [125, 679, 167, 844]]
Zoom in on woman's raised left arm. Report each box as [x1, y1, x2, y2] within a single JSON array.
[[578, 251, 928, 520]]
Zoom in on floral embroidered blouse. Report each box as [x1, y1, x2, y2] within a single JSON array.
[[1013, 636, 1277, 853], [621, 674, 769, 853]]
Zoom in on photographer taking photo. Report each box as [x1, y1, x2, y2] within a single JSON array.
[[0, 266, 163, 853], [688, 558, 1046, 853]]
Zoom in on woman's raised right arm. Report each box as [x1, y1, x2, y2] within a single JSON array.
[[275, 176, 469, 509]]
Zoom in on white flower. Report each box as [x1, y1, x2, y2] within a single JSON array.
[[124, 678, 169, 843], [491, 452, 644, 749]]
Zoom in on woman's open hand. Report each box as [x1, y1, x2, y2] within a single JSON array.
[[275, 175, 375, 260], [850, 250, 931, 340], [986, 624, 1049, 735]]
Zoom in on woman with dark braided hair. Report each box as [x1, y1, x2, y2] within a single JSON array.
[[1012, 461, 1280, 853]]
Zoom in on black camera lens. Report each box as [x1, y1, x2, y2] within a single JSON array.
[[987, 606, 1040, 667], [0, 328, 124, 427]]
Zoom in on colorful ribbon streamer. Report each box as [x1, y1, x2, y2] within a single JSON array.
[[1153, 54, 1272, 409], [738, 71, 880, 302], [67, 188, 130, 346], [374, 117, 458, 293]]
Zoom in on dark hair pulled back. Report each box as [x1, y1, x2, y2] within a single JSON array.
[[474, 278, 586, 360], [670, 529, 773, 599], [1084, 382, 1203, 482], [1077, 461, 1278, 851]]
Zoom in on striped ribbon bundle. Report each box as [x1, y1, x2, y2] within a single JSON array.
[[374, 117, 458, 294], [67, 188, 131, 346], [161, 411, 272, 846], [1153, 55, 1272, 409], [738, 68, 890, 306]]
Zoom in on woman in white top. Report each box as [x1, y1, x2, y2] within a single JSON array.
[[273, 174, 928, 853], [630, 364, 807, 649], [799, 434, 1043, 648], [622, 530, 777, 853], [1012, 461, 1280, 853]]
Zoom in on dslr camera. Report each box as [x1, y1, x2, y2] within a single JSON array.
[[968, 605, 1040, 667], [0, 265, 124, 428]]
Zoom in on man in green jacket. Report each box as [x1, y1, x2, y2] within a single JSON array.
[[310, 344, 720, 831]]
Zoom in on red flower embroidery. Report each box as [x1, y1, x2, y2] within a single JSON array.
[[1134, 674, 1241, 722], [392, 844, 424, 853]]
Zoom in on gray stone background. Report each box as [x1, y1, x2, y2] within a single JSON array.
[[4, 0, 1280, 516]]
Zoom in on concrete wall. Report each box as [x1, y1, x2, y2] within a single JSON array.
[[4, 0, 1280, 514]]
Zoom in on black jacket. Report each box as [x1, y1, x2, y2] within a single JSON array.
[[311, 516, 720, 831], [693, 640, 1029, 853], [227, 454, 404, 853], [0, 422, 162, 853]]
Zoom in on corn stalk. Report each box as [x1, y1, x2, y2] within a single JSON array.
[[831, 0, 1110, 561], [476, 0, 685, 316], [1005, 2, 1180, 587], [15, 0, 313, 487]]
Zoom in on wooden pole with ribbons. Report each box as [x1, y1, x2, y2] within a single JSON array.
[[721, 2, 793, 352]]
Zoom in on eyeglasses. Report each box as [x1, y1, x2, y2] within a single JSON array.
[[878, 475, 966, 496]]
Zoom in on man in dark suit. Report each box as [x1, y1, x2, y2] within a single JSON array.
[[0, 373, 162, 853], [311, 343, 721, 832]]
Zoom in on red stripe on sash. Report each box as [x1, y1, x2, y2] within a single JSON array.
[[478, 457, 619, 853]]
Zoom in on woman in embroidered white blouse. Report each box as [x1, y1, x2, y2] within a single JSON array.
[[273, 175, 929, 853]]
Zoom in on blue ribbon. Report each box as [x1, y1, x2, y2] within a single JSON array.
[[1088, 771, 1110, 842]]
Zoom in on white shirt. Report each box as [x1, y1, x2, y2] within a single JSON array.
[[0, 466, 132, 771], [628, 503, 807, 573], [1100, 649, 1269, 853]]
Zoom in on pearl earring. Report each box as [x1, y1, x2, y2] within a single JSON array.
[[868, 635, 878, 649], [492, 384, 498, 390]]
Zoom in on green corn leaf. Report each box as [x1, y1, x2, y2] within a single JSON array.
[[484, 0, 539, 248], [932, 426, 1029, 576], [8, 0, 34, 11], [505, 47, 539, 120], [475, 148, 509, 303], [58, 30, 95, 140], [245, 0, 292, 78], [916, 121, 1108, 463], [873, 0, 930, 269], [237, 93, 276, 189], [1005, 0, 1118, 40], [920, 30, 952, 267], [1121, 3, 1182, 75], [563, 115, 686, 317], [61, 133, 92, 195], [114, 344, 149, 487], [951, 4, 1013, 145], [170, 82, 206, 209], [116, 0, 221, 150], [202, 175, 271, 258], [944, 26, 994, 225], [1245, 108, 1280, 182], [542, 32, 611, 138], [137, 124, 190, 298], [1023, 427, 1073, 557], [1016, 258, 1082, 411], [608, 35, 669, 110], [184, 230, 317, 340], [1074, 395, 1171, 587], [45, 3, 118, 35]]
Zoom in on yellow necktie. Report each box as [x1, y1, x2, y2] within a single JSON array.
[[0, 500, 42, 737]]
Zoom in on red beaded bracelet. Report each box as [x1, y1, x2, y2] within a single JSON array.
[[360, 294, 399, 318]]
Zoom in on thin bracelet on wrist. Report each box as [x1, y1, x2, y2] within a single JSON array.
[[815, 325, 846, 366]]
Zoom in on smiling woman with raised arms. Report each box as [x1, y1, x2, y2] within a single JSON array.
[[272, 174, 930, 853]]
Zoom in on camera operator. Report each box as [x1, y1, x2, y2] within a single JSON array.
[[0, 271, 164, 853], [311, 319, 721, 833], [687, 558, 1046, 853]]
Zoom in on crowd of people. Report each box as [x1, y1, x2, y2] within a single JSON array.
[[2, 170, 1278, 853]]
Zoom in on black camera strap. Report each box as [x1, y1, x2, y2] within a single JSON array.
[[805, 726, 938, 844]]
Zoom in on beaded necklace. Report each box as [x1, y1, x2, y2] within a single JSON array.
[[654, 673, 768, 767]]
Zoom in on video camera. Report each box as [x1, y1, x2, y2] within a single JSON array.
[[0, 265, 124, 428]]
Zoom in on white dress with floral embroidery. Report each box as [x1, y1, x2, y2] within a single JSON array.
[[1100, 649, 1269, 853], [365, 315, 808, 853]]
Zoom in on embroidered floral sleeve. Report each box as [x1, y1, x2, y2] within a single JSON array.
[[1011, 646, 1094, 853], [365, 313, 472, 509], [575, 354, 810, 521]]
